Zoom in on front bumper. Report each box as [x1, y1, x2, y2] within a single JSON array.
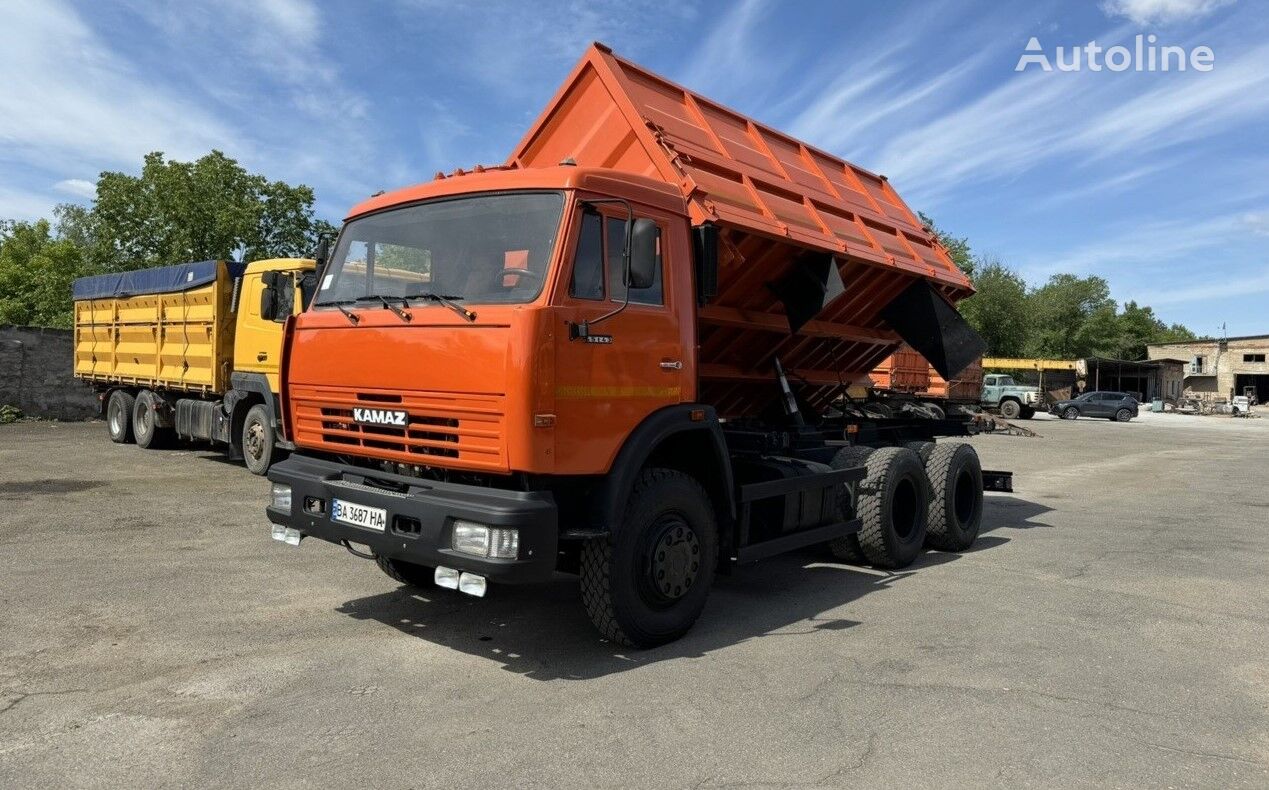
[[266, 454, 558, 583]]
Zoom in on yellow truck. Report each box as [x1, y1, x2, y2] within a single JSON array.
[[72, 257, 316, 474]]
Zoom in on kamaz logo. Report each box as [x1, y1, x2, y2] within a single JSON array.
[[353, 408, 407, 427]]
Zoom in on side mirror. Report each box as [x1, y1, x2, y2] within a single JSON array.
[[627, 218, 658, 290], [260, 284, 278, 321], [314, 235, 331, 269]]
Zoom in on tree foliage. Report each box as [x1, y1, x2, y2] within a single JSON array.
[[957, 257, 1029, 357], [87, 151, 335, 270], [0, 150, 336, 328], [0, 220, 89, 328]]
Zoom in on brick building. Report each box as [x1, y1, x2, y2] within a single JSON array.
[[1147, 334, 1269, 403]]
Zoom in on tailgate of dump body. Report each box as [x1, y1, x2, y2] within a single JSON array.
[[509, 44, 976, 418]]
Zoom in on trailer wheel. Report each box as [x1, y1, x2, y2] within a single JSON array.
[[855, 447, 929, 569], [374, 555, 434, 587], [242, 404, 276, 475], [999, 399, 1021, 420], [107, 390, 135, 444], [133, 390, 173, 449], [580, 468, 717, 648], [923, 442, 983, 552], [826, 446, 875, 564]]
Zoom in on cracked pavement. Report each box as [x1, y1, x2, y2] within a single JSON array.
[[1, 413, 1267, 788]]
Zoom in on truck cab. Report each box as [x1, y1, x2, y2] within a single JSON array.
[[981, 374, 1041, 420]]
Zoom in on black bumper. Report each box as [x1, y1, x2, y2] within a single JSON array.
[[266, 454, 558, 584]]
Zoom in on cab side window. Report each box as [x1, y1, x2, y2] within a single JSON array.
[[569, 211, 604, 300], [606, 216, 662, 306]]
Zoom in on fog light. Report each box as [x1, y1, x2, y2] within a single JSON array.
[[435, 566, 460, 590], [271, 483, 292, 510], [458, 572, 487, 597], [451, 521, 519, 559]]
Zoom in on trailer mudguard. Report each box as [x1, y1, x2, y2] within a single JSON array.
[[593, 404, 736, 533]]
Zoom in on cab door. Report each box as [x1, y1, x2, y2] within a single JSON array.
[[551, 204, 689, 475], [233, 270, 288, 391]]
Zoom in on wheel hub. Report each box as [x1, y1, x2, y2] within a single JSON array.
[[245, 422, 265, 458], [647, 517, 701, 602]]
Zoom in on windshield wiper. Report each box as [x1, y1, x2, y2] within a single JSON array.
[[404, 291, 477, 323], [354, 294, 412, 322], [318, 299, 361, 325]]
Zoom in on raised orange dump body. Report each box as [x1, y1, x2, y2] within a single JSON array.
[[870, 346, 931, 393], [510, 44, 973, 416]]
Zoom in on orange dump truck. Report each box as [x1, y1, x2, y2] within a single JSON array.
[[264, 44, 1004, 646]]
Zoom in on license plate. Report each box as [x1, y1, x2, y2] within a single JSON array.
[[330, 498, 387, 532]]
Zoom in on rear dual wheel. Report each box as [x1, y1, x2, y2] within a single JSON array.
[[107, 390, 135, 443], [828, 446, 930, 569], [923, 442, 983, 551], [133, 390, 174, 449]]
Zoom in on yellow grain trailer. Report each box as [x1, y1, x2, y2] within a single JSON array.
[[73, 257, 315, 474]]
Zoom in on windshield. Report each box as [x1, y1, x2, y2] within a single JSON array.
[[316, 192, 564, 307]]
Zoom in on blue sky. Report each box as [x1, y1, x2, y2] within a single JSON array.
[[2, 0, 1267, 335]]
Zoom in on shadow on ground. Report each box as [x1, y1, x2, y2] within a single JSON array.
[[335, 494, 1051, 681]]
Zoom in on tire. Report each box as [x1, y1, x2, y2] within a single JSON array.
[[107, 390, 135, 444], [901, 441, 936, 464], [374, 555, 435, 587], [921, 402, 946, 420], [132, 390, 173, 449], [241, 404, 276, 476], [999, 399, 1021, 420], [826, 446, 875, 563], [1019, 407, 1035, 420], [1062, 406, 1079, 420], [923, 442, 983, 551], [580, 468, 717, 648], [1115, 408, 1132, 422], [854, 447, 930, 569]]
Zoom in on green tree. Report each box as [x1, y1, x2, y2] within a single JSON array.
[[90, 150, 334, 270], [958, 256, 1030, 356], [0, 220, 89, 328], [918, 211, 974, 276], [1026, 273, 1115, 358]]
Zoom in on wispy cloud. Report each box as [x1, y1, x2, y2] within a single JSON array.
[[53, 179, 97, 200], [1100, 0, 1236, 26], [1019, 211, 1243, 278], [1133, 266, 1269, 306], [0, 1, 242, 172]]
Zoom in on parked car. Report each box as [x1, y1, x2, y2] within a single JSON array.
[[1051, 391, 1139, 422]]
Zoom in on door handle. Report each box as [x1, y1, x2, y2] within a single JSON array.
[[257, 352, 268, 362], [659, 360, 682, 370]]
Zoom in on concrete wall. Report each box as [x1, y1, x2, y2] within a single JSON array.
[[0, 326, 98, 420]]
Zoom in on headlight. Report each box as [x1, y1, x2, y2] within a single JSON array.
[[271, 483, 292, 510], [452, 521, 519, 559]]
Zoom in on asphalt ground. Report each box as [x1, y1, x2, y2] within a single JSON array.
[[1, 412, 1266, 788]]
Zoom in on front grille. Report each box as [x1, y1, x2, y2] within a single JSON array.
[[291, 385, 506, 471]]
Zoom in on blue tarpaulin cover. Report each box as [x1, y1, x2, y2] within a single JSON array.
[[72, 260, 247, 301]]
